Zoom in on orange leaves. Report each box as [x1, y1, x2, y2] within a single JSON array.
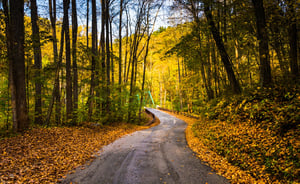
[[0, 124, 148, 183], [164, 111, 298, 184]]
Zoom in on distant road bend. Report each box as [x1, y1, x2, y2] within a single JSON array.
[[62, 108, 229, 184]]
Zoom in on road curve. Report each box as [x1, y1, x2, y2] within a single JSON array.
[[61, 108, 229, 184]]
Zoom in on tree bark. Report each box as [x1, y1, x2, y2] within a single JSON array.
[[64, 0, 73, 122], [88, 0, 97, 121], [105, 0, 111, 113], [72, 0, 78, 124], [45, 7, 65, 126], [223, 0, 227, 42], [252, 0, 272, 86], [30, 0, 43, 125], [7, 0, 29, 132], [86, 0, 89, 48], [119, 0, 123, 87], [203, 1, 241, 94], [3, 0, 17, 129], [286, 0, 299, 80], [48, 0, 61, 125], [110, 18, 114, 85]]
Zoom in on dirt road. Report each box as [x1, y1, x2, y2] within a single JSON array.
[[62, 109, 229, 184]]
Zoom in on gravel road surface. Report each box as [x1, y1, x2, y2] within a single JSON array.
[[61, 108, 229, 184]]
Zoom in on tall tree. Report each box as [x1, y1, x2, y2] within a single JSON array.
[[119, 0, 123, 88], [5, 0, 29, 132], [45, 0, 66, 126], [87, 0, 97, 121], [286, 0, 299, 80], [3, 0, 16, 129], [30, 0, 43, 125], [86, 0, 89, 47], [252, 0, 272, 86], [203, 1, 241, 94], [48, 0, 61, 125], [64, 0, 73, 122], [105, 0, 111, 113], [72, 0, 78, 123]]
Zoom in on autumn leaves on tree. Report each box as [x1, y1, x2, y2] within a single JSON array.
[[1, 0, 164, 131], [0, 0, 298, 133]]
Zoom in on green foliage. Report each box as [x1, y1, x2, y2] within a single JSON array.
[[188, 83, 300, 182]]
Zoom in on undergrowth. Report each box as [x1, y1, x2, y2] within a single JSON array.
[[191, 84, 300, 183], [163, 84, 299, 183]]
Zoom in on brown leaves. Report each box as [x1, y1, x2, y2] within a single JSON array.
[[164, 112, 269, 184], [0, 124, 148, 183]]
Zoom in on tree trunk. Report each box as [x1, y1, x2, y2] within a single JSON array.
[[45, 11, 65, 126], [286, 0, 299, 80], [105, 0, 111, 113], [252, 0, 272, 87], [223, 0, 227, 42], [110, 19, 114, 85], [203, 2, 241, 94], [7, 0, 29, 132], [177, 58, 183, 110], [3, 0, 17, 129], [88, 0, 97, 121], [119, 0, 123, 87], [72, 0, 78, 124], [86, 0, 89, 48], [64, 0, 73, 122], [124, 7, 129, 83], [48, 0, 61, 125], [30, 0, 43, 125]]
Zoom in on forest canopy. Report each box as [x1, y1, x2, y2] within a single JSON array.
[[0, 0, 298, 132]]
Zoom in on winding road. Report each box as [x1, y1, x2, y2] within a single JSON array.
[[62, 109, 229, 184]]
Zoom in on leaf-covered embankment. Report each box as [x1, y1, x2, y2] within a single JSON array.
[[163, 85, 299, 183], [0, 122, 153, 183]]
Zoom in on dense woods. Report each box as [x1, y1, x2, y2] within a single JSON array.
[[0, 0, 299, 183], [0, 0, 163, 131]]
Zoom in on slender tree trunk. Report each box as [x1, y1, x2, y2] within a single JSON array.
[[252, 0, 272, 87], [6, 0, 29, 132], [286, 0, 299, 80], [105, 0, 111, 113], [88, 0, 97, 121], [72, 0, 78, 124], [46, 0, 61, 125], [64, 0, 73, 122], [30, 0, 43, 125], [49, 0, 61, 125], [203, 1, 241, 94], [223, 0, 227, 42], [206, 42, 214, 99], [119, 0, 123, 87], [45, 12, 65, 126], [124, 8, 129, 83], [86, 0, 89, 48], [110, 19, 114, 85], [3, 0, 17, 128], [197, 29, 214, 100], [139, 36, 150, 118], [177, 58, 183, 110], [99, 0, 106, 113], [268, 1, 289, 76]]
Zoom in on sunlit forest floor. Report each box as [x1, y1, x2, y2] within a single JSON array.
[[0, 114, 156, 183], [163, 84, 299, 184]]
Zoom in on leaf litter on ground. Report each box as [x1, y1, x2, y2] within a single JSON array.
[[162, 110, 299, 184], [0, 122, 155, 184]]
